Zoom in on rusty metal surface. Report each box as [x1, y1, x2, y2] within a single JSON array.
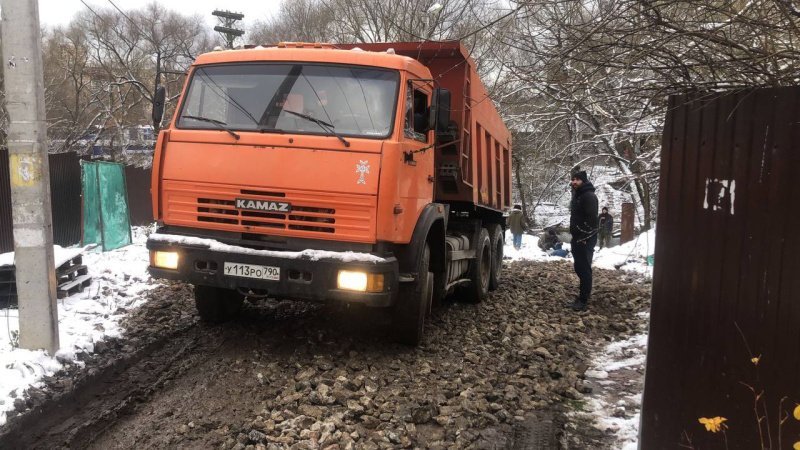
[[641, 87, 800, 448], [0, 149, 12, 253], [49, 152, 82, 247], [620, 202, 634, 244], [1, 151, 85, 252], [124, 166, 154, 226], [2, 157, 154, 253]]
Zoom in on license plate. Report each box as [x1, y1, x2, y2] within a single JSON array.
[[223, 262, 280, 281]]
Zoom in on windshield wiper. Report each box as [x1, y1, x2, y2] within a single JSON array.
[[283, 110, 350, 147], [181, 115, 240, 140]]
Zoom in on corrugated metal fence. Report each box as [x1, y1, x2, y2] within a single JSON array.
[[124, 165, 154, 227], [49, 152, 82, 247], [641, 87, 800, 447], [0, 150, 12, 254], [0, 151, 154, 254]]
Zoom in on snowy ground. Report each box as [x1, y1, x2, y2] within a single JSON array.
[[593, 229, 656, 278], [505, 228, 656, 279], [581, 321, 648, 450], [0, 226, 155, 426], [504, 229, 653, 449]]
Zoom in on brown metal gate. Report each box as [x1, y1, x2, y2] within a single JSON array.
[[124, 165, 154, 226], [49, 151, 82, 247], [0, 149, 12, 253], [0, 150, 82, 253], [641, 87, 800, 448]]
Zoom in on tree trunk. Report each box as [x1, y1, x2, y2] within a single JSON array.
[[513, 155, 530, 225], [153, 52, 162, 134]]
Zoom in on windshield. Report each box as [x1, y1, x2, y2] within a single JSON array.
[[177, 63, 399, 138]]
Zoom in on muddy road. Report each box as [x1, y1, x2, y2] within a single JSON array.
[[0, 261, 649, 449]]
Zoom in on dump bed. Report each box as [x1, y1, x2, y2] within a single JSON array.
[[339, 41, 512, 213]]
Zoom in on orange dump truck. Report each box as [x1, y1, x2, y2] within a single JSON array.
[[147, 41, 512, 344]]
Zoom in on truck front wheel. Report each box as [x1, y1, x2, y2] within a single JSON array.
[[392, 244, 433, 346], [194, 285, 244, 323]]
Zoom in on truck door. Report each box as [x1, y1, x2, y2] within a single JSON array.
[[399, 81, 435, 209]]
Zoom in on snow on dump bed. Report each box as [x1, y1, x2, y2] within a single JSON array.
[[0, 228, 154, 426], [149, 233, 388, 264]]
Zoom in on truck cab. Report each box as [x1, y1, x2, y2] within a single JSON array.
[[148, 42, 511, 345]]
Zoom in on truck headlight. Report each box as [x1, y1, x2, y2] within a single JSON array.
[[151, 251, 179, 270], [337, 270, 384, 292]]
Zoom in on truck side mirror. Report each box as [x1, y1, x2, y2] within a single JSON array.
[[152, 86, 166, 127], [431, 88, 451, 132]]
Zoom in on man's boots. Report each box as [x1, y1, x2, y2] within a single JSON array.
[[565, 297, 587, 311]]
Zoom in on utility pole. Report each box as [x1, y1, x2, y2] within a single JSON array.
[[212, 10, 245, 49], [1, 0, 59, 354]]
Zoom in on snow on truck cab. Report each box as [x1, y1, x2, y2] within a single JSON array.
[[147, 41, 512, 345]]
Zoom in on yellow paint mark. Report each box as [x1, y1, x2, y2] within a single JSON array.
[[9, 154, 41, 187]]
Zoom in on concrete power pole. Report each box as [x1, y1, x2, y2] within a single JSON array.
[[1, 0, 60, 354]]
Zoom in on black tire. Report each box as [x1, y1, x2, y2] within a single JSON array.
[[463, 228, 491, 303], [488, 224, 504, 291], [392, 244, 433, 346], [194, 285, 244, 323]]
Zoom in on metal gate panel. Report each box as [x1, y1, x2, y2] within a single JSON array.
[[0, 149, 12, 253], [1, 150, 82, 253], [642, 87, 800, 448]]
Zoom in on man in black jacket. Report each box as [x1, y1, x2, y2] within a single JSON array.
[[568, 171, 599, 311], [598, 207, 613, 249]]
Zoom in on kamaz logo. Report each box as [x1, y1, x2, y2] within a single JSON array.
[[235, 198, 291, 212]]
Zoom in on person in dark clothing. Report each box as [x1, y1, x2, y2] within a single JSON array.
[[538, 228, 560, 251], [598, 207, 614, 249], [567, 170, 599, 311], [508, 204, 527, 250]]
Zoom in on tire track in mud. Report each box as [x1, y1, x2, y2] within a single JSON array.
[[0, 322, 216, 448]]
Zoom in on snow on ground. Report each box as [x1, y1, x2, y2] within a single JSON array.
[[503, 230, 571, 263], [0, 226, 154, 426], [505, 228, 656, 279], [593, 228, 656, 278], [582, 316, 649, 450]]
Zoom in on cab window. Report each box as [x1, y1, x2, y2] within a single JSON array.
[[404, 84, 429, 142]]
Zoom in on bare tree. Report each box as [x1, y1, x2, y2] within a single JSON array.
[[80, 3, 211, 133], [41, 3, 213, 162], [249, 0, 336, 44], [489, 0, 800, 229]]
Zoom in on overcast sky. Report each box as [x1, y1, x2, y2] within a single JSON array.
[[36, 0, 280, 29]]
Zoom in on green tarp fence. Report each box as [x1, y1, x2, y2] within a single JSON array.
[[81, 161, 132, 251]]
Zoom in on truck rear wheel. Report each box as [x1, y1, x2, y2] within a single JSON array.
[[488, 224, 504, 291], [392, 244, 433, 346], [194, 285, 244, 323], [463, 228, 490, 303]]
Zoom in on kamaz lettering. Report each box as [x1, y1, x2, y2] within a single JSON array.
[[235, 199, 291, 212]]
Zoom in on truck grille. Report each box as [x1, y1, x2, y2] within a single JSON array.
[[196, 196, 337, 233], [163, 181, 375, 242]]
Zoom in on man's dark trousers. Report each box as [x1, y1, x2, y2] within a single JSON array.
[[572, 234, 597, 304]]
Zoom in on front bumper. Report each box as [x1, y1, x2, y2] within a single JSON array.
[[147, 234, 398, 307]]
